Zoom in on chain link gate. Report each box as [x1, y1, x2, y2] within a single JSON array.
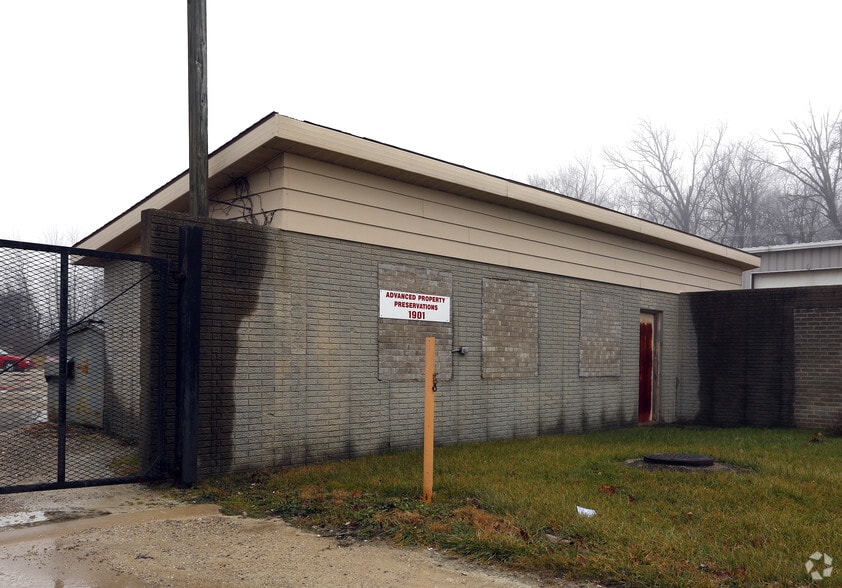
[[0, 239, 168, 493]]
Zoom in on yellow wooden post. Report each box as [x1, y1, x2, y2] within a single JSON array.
[[423, 336, 436, 503]]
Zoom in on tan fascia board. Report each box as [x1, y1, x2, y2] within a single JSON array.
[[77, 113, 760, 271]]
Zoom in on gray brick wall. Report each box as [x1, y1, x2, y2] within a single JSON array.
[[143, 210, 684, 477], [794, 308, 842, 430], [676, 295, 700, 422], [102, 260, 142, 439], [100, 256, 167, 474], [681, 287, 842, 430]]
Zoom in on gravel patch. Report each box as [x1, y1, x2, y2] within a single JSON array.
[[0, 485, 604, 587]]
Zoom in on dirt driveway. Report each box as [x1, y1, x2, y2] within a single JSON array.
[[0, 484, 601, 587]]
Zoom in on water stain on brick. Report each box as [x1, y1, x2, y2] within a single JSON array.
[[686, 287, 842, 429], [145, 212, 270, 475]]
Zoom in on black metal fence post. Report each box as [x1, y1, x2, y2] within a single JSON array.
[[155, 258, 170, 479], [176, 225, 202, 486], [57, 252, 69, 483]]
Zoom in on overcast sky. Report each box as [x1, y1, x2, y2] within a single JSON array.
[[1, 1, 840, 245]]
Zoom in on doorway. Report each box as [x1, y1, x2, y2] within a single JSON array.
[[639, 312, 659, 423]]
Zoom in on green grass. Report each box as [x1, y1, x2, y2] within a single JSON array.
[[180, 427, 841, 587]]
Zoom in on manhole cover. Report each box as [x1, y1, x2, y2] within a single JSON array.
[[642, 453, 714, 467]]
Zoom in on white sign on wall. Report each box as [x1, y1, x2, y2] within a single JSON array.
[[379, 289, 451, 322]]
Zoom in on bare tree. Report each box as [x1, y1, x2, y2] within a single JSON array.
[[707, 140, 773, 247], [763, 108, 842, 239], [527, 110, 842, 247], [0, 248, 42, 354], [527, 154, 616, 208], [33, 231, 105, 333], [604, 120, 725, 236], [763, 173, 833, 244], [42, 226, 80, 247]]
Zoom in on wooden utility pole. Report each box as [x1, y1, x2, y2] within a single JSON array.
[[176, 226, 201, 486], [187, 0, 208, 218], [177, 0, 207, 486]]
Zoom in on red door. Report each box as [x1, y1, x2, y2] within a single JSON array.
[[639, 315, 654, 423]]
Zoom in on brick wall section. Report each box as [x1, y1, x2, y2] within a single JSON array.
[[101, 256, 167, 475], [676, 295, 700, 422], [481, 279, 539, 379], [142, 210, 277, 474], [102, 260, 142, 440], [684, 289, 795, 427], [794, 308, 842, 430], [682, 286, 842, 429], [579, 292, 621, 377], [143, 210, 684, 476]]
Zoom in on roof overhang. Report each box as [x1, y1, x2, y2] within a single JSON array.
[[77, 113, 760, 271]]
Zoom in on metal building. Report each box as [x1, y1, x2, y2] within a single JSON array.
[[742, 241, 842, 288]]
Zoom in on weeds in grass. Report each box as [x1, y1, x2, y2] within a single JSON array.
[[181, 427, 841, 587]]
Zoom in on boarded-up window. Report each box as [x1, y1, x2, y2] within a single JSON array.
[[482, 278, 538, 379], [378, 263, 452, 381], [579, 292, 621, 377]]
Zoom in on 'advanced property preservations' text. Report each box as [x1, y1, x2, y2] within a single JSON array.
[[378, 289, 451, 322]]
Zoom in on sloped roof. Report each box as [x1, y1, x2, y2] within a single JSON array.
[[77, 113, 758, 271]]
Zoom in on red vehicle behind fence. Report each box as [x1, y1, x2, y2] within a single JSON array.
[[0, 348, 34, 371]]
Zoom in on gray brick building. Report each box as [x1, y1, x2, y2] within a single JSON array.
[[79, 114, 771, 476]]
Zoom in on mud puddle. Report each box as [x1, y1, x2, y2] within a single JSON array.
[[0, 503, 221, 587]]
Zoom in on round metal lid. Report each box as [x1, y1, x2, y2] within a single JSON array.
[[642, 453, 715, 467]]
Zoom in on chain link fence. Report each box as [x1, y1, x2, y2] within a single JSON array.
[[0, 239, 168, 493]]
